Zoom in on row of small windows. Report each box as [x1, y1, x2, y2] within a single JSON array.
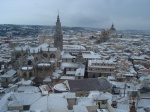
[[43, 53, 55, 58], [64, 49, 85, 51], [66, 74, 74, 76], [94, 63, 114, 66], [23, 72, 33, 77], [66, 68, 76, 71], [89, 68, 113, 71], [37, 67, 50, 72]]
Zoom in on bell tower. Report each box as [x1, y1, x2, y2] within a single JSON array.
[[54, 14, 63, 50]]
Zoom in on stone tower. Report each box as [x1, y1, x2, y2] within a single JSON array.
[[54, 14, 63, 51]]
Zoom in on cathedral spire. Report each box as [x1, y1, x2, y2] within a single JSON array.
[[57, 11, 60, 22], [54, 14, 63, 51]]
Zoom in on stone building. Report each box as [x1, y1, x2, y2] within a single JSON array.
[[11, 43, 61, 85], [87, 60, 117, 78]]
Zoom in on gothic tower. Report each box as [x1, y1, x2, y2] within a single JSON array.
[[54, 14, 63, 51]]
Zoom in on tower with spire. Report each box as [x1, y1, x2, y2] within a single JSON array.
[[110, 23, 116, 31], [54, 14, 63, 51]]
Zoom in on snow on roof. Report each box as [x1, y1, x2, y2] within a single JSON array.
[[22, 66, 33, 71], [52, 72, 61, 79], [43, 76, 52, 82], [82, 54, 101, 59], [66, 71, 76, 75], [73, 105, 88, 112], [131, 54, 150, 60], [53, 83, 69, 92], [64, 93, 76, 99], [17, 86, 40, 93], [61, 62, 80, 68], [123, 73, 134, 77], [130, 66, 137, 74], [97, 109, 109, 112], [118, 38, 142, 42], [138, 99, 150, 108], [1, 69, 16, 78], [117, 101, 130, 112], [89, 91, 113, 104], [116, 109, 128, 112], [48, 109, 73, 112], [8, 100, 23, 107], [0, 93, 12, 112], [93, 93, 109, 101], [38, 63, 50, 66], [30, 93, 68, 111], [38, 43, 49, 48], [16, 80, 32, 86], [63, 45, 86, 50], [60, 76, 75, 80], [15, 43, 57, 53], [13, 92, 41, 105], [89, 59, 117, 65], [89, 66, 115, 69], [39, 85, 48, 96], [55, 69, 63, 74], [62, 53, 76, 59], [6, 110, 20, 112], [75, 67, 85, 76], [27, 54, 34, 60], [77, 97, 95, 107]]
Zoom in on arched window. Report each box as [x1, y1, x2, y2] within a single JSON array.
[[37, 67, 43, 72], [99, 73, 102, 77], [35, 57, 38, 61], [29, 72, 32, 77], [43, 53, 48, 58], [92, 74, 95, 78], [23, 72, 27, 78], [44, 67, 49, 71], [28, 60, 32, 65], [16, 53, 21, 59], [50, 54, 55, 58]]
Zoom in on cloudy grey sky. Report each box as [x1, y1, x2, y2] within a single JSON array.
[[0, 0, 150, 30]]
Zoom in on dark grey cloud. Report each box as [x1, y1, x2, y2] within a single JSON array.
[[0, 0, 150, 30]]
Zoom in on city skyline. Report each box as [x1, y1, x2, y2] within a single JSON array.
[[0, 0, 150, 30]]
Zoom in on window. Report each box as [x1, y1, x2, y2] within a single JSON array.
[[98, 102, 100, 108], [101, 100, 107, 104], [50, 54, 55, 58], [92, 74, 95, 78], [29, 72, 32, 77], [28, 60, 32, 65], [16, 53, 21, 59], [43, 53, 48, 58]]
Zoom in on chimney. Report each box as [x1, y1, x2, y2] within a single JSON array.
[[130, 102, 136, 112], [111, 96, 117, 108], [111, 101, 117, 108]]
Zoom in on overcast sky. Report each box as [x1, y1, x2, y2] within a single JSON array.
[[0, 0, 150, 30]]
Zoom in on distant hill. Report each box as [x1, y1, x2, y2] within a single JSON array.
[[0, 24, 150, 37], [0, 24, 100, 37]]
